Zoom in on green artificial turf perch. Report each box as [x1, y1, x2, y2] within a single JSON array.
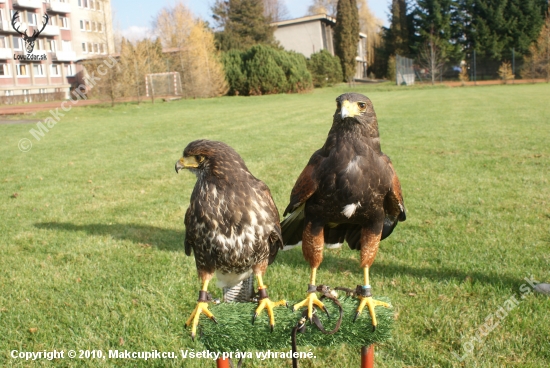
[[197, 297, 393, 353]]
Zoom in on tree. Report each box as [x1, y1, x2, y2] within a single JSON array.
[[370, 0, 412, 79], [386, 0, 411, 56], [417, 31, 446, 84], [308, 0, 338, 17], [155, 2, 228, 98], [460, 0, 548, 61], [212, 0, 275, 51], [522, 9, 550, 81], [221, 45, 312, 95], [263, 0, 290, 22], [358, 0, 384, 68], [412, 0, 461, 63], [307, 49, 343, 87], [334, 0, 360, 82]]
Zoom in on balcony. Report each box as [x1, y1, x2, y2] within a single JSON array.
[[0, 48, 13, 59], [12, 0, 42, 9], [0, 21, 17, 33], [47, 2, 72, 14], [41, 25, 60, 36], [53, 50, 76, 62]]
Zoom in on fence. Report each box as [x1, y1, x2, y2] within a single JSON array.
[[0, 91, 66, 105], [396, 48, 549, 85]]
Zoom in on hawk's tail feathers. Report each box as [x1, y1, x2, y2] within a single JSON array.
[[281, 204, 305, 249]]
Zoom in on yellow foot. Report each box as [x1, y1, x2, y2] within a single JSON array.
[[185, 301, 217, 341], [293, 291, 328, 321], [354, 296, 390, 331], [252, 291, 287, 332]]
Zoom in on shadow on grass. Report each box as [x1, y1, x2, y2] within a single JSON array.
[[34, 222, 524, 290], [276, 248, 524, 291], [34, 222, 184, 252]]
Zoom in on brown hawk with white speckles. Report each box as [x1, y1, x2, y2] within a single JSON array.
[[175, 140, 285, 340], [281, 93, 406, 330]]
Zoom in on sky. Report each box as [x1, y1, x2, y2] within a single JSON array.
[[113, 0, 391, 42]]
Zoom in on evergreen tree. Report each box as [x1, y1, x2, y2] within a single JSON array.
[[386, 0, 411, 56], [334, 0, 360, 81], [212, 0, 275, 51], [412, 0, 461, 62], [370, 0, 411, 78], [460, 0, 547, 60], [307, 49, 344, 87]]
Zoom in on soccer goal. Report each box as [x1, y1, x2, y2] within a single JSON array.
[[395, 54, 415, 86], [145, 72, 182, 98]]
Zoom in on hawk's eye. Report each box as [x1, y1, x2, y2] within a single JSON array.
[[358, 102, 367, 110], [195, 155, 204, 163]]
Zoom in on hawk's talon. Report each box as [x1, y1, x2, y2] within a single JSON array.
[[293, 292, 326, 321], [354, 295, 390, 329], [253, 289, 286, 330], [186, 301, 216, 341]]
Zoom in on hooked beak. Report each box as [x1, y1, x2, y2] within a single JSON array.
[[340, 100, 360, 119], [175, 156, 199, 173]]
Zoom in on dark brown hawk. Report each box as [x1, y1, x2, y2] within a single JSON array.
[[281, 93, 406, 330], [175, 140, 285, 339]]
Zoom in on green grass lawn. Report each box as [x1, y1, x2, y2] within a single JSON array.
[[1, 82, 549, 367]]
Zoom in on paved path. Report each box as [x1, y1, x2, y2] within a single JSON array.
[[0, 119, 40, 125], [0, 99, 103, 115]]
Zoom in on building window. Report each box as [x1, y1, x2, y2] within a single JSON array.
[[78, 0, 82, 7], [48, 39, 56, 52], [27, 12, 37, 26], [93, 43, 99, 53], [33, 64, 45, 76], [97, 1, 101, 11], [92, 22, 97, 32], [98, 22, 103, 32], [16, 64, 29, 76], [83, 0, 88, 8], [65, 64, 75, 76], [87, 42, 92, 53], [0, 36, 6, 48], [51, 64, 60, 76], [100, 43, 105, 53], [90, 0, 95, 10], [5, 90, 13, 96], [0, 63, 11, 77], [12, 36, 22, 51], [85, 21, 90, 31], [80, 20, 84, 30], [39, 88, 47, 94], [60, 17, 70, 29], [82, 43, 87, 52]]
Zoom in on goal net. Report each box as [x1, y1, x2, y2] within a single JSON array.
[[395, 54, 415, 86], [145, 72, 182, 97]]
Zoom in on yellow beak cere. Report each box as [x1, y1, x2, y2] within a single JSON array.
[[341, 100, 361, 119]]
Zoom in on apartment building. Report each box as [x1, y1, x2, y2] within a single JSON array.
[[0, 0, 114, 100]]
